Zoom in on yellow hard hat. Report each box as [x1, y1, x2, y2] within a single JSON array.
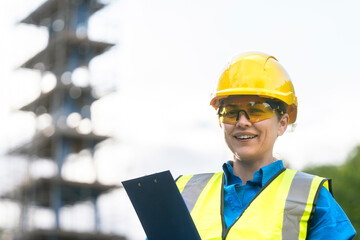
[[210, 52, 298, 124]]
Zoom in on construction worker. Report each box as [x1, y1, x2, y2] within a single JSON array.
[[176, 52, 356, 239]]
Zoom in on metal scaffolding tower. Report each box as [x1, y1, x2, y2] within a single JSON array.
[[2, 0, 126, 239]]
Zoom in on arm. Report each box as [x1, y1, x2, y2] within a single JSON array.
[[307, 186, 356, 240]]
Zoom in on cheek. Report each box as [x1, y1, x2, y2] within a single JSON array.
[[222, 124, 233, 136], [223, 127, 232, 143], [268, 126, 280, 145], [257, 120, 279, 144], [222, 125, 236, 149]]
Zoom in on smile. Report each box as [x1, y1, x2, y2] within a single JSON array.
[[234, 135, 257, 140]]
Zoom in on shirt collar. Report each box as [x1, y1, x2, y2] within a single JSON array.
[[222, 160, 284, 187]]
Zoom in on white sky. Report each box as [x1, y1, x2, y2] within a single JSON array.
[[1, 0, 360, 239]]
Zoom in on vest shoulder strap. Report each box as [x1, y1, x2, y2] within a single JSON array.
[[176, 173, 220, 213], [281, 170, 332, 239]]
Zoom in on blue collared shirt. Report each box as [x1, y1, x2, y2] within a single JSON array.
[[223, 160, 356, 239]]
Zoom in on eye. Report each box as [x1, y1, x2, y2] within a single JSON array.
[[248, 107, 265, 115], [219, 107, 235, 117], [224, 110, 238, 117]]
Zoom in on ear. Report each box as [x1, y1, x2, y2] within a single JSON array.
[[277, 113, 289, 136]]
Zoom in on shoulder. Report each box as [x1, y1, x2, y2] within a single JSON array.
[[285, 169, 326, 180], [175, 172, 223, 192], [285, 170, 356, 238], [284, 169, 332, 194]]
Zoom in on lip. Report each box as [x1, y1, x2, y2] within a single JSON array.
[[232, 131, 258, 142]]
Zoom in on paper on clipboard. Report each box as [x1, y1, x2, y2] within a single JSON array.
[[122, 170, 202, 240]]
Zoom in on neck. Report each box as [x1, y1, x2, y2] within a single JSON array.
[[232, 154, 275, 184]]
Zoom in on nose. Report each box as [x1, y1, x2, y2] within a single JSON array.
[[236, 111, 252, 127]]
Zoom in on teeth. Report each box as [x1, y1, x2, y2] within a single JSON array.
[[235, 135, 256, 139]]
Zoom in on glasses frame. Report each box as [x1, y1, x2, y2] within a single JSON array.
[[217, 100, 284, 124]]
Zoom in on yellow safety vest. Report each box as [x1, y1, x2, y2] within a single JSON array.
[[176, 168, 331, 240]]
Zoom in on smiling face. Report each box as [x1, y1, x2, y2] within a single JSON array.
[[220, 96, 289, 164]]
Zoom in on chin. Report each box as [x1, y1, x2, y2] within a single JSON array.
[[234, 151, 258, 161]]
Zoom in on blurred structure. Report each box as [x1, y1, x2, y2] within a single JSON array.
[[1, 0, 126, 239]]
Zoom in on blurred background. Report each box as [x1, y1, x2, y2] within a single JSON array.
[[0, 0, 359, 239]]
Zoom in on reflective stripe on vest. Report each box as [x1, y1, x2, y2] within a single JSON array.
[[176, 169, 331, 240]]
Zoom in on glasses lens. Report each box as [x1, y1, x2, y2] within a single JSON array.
[[219, 101, 276, 124]]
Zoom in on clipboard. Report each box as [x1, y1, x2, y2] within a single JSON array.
[[122, 170, 202, 240]]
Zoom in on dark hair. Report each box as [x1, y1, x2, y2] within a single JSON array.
[[266, 99, 287, 120]]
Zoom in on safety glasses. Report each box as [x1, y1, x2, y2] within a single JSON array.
[[218, 100, 279, 124]]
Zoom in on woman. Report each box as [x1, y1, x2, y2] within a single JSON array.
[[176, 52, 356, 239]]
